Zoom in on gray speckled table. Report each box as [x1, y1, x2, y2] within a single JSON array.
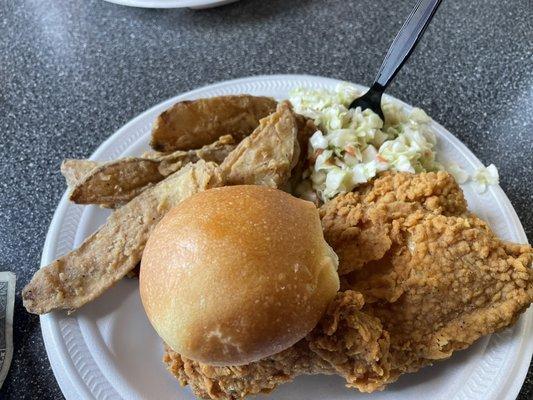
[[0, 0, 531, 399]]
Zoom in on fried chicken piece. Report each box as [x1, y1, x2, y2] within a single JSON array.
[[343, 213, 533, 384], [163, 291, 390, 399], [322, 172, 532, 388], [321, 171, 467, 275], [307, 290, 391, 393], [23, 161, 223, 314], [164, 341, 327, 400]]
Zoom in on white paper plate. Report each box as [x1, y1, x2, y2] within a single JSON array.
[[40, 75, 532, 400], [102, 0, 238, 9]]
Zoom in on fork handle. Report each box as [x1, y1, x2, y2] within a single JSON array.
[[374, 0, 443, 90]]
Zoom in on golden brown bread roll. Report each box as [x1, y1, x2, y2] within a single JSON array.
[[140, 185, 339, 366]]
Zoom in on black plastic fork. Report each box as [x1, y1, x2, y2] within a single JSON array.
[[349, 0, 443, 121]]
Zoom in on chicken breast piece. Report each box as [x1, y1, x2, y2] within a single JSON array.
[[61, 136, 235, 208], [307, 290, 391, 393], [320, 171, 467, 275], [150, 95, 277, 152], [322, 172, 533, 386], [23, 161, 223, 314], [353, 214, 533, 383], [163, 291, 391, 399], [164, 342, 326, 400], [219, 101, 300, 188]]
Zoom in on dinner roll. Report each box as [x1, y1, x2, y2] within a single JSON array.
[[140, 185, 339, 366]]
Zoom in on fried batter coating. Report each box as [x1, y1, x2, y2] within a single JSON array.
[[359, 170, 468, 216], [321, 171, 467, 275], [355, 214, 533, 381], [307, 290, 391, 393], [164, 342, 326, 400], [164, 291, 390, 399]]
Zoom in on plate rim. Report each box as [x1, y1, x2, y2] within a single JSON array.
[[39, 74, 533, 400], [101, 0, 237, 9]]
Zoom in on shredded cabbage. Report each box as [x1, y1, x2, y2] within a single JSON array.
[[290, 84, 443, 201], [446, 163, 469, 184], [472, 164, 499, 193]]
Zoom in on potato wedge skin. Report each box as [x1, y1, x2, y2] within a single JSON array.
[[22, 161, 222, 315], [219, 101, 299, 188], [60, 159, 100, 187], [62, 136, 236, 208], [150, 95, 277, 152]]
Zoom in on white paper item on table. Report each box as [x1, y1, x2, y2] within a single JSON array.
[[0, 271, 15, 389]]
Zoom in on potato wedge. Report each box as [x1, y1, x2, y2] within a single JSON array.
[[23, 161, 223, 314], [150, 95, 277, 152], [61, 159, 99, 187], [63, 135, 235, 208], [219, 101, 300, 188]]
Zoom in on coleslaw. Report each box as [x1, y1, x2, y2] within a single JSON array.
[[290, 84, 444, 201]]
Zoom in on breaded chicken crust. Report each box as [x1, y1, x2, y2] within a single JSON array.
[[321, 171, 467, 275], [325, 172, 533, 384], [348, 213, 533, 382], [307, 290, 391, 393]]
